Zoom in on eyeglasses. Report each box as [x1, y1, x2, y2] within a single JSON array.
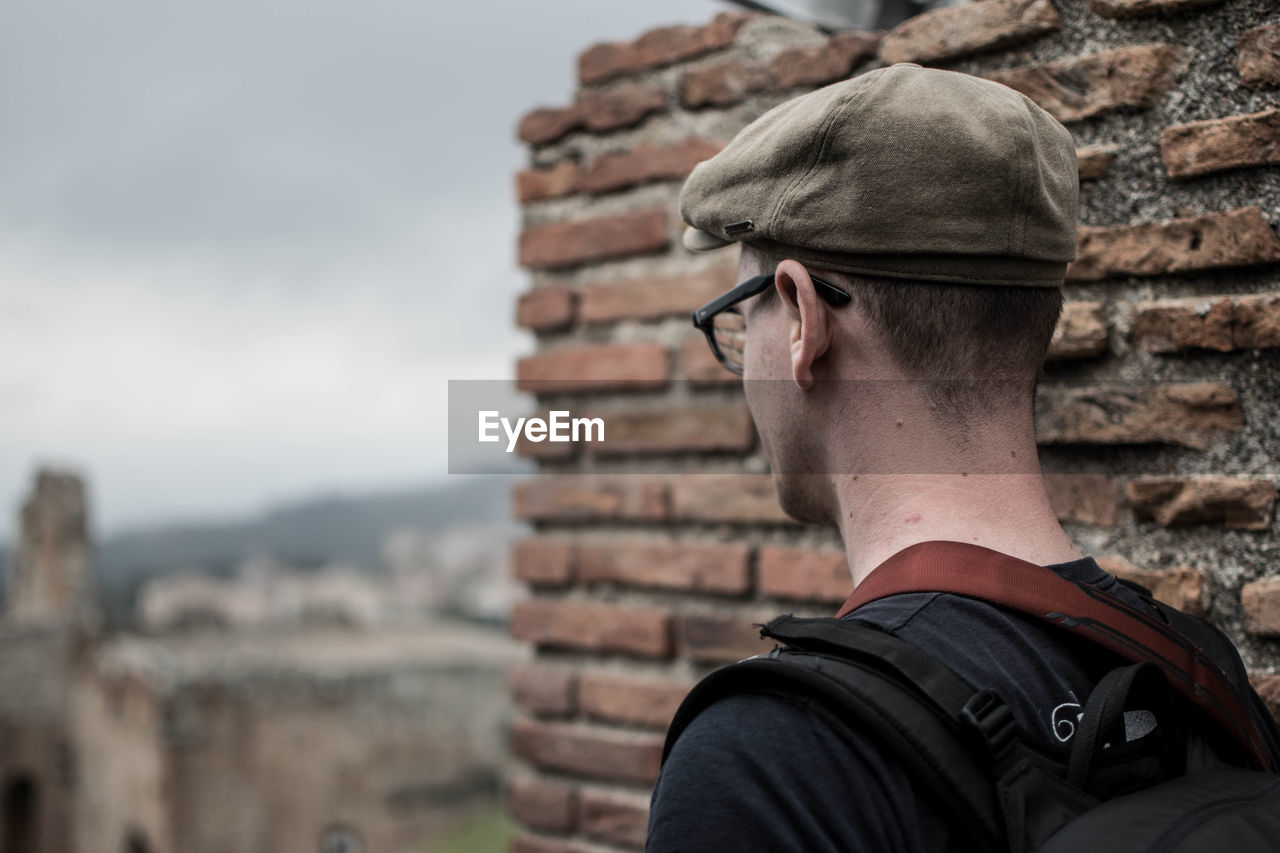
[[691, 272, 851, 375]]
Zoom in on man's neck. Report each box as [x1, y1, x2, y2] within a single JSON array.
[[833, 471, 1085, 587]]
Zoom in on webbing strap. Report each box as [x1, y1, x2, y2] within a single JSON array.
[[659, 654, 1006, 850], [760, 615, 978, 719], [833, 540, 1273, 772]]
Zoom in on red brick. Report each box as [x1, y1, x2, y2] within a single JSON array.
[[518, 209, 670, 270], [759, 546, 851, 603], [1127, 477, 1275, 530], [681, 58, 774, 109], [577, 542, 751, 594], [1251, 673, 1280, 722], [678, 33, 882, 108], [578, 788, 650, 848], [512, 538, 575, 587], [1077, 145, 1119, 181], [578, 139, 725, 195], [1243, 577, 1280, 637], [1130, 295, 1235, 352], [1239, 23, 1280, 88], [512, 478, 668, 523], [771, 31, 882, 89], [681, 336, 742, 385], [1129, 293, 1280, 353], [676, 612, 776, 663], [1034, 383, 1244, 450], [510, 718, 664, 783], [516, 343, 669, 393], [563, 842, 618, 853], [519, 85, 667, 146], [578, 87, 669, 135], [509, 664, 578, 717], [590, 405, 756, 455], [1095, 556, 1209, 616], [519, 107, 581, 149], [668, 474, 795, 525], [576, 672, 693, 729], [987, 45, 1181, 124], [1088, 0, 1222, 17], [1048, 301, 1108, 360], [509, 777, 578, 834], [516, 286, 576, 332], [511, 600, 672, 658], [1043, 474, 1121, 526], [1068, 207, 1280, 281], [580, 265, 736, 325], [511, 834, 573, 853], [578, 13, 751, 85], [1235, 293, 1280, 348], [515, 420, 580, 462], [1161, 108, 1280, 180], [518, 161, 582, 203], [880, 0, 1060, 65]]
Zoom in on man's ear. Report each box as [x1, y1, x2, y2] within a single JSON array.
[[773, 260, 833, 390]]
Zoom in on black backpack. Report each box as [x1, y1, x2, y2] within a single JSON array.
[[661, 542, 1280, 852]]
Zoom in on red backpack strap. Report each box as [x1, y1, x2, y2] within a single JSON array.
[[835, 540, 1274, 772]]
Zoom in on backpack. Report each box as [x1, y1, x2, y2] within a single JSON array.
[[661, 541, 1280, 852]]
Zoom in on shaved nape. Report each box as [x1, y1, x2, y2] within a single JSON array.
[[740, 245, 1062, 424]]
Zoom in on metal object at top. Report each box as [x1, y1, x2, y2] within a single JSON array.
[[723, 0, 966, 32]]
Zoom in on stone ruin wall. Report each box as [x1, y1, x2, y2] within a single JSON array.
[[69, 667, 172, 853], [506, 1, 1280, 850], [7, 470, 95, 628], [0, 469, 523, 853], [0, 470, 95, 853], [62, 626, 518, 853]]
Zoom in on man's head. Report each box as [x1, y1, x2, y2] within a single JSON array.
[[680, 64, 1078, 524], [731, 246, 1063, 520]]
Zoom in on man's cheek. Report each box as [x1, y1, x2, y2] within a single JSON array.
[[743, 326, 779, 380], [741, 376, 772, 460], [741, 340, 769, 432]]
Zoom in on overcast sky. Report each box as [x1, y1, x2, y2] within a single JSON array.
[[0, 0, 734, 539]]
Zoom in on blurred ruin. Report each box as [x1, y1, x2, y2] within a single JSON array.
[[0, 469, 525, 853]]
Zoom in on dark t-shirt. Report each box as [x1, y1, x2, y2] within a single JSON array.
[[645, 556, 1177, 852]]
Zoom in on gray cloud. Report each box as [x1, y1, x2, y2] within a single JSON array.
[[0, 0, 734, 536]]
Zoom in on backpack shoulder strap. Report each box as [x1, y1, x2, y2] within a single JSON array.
[[662, 617, 1024, 851], [835, 540, 1274, 772], [1138, 588, 1280, 769]]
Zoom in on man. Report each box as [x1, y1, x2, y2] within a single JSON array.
[[645, 64, 1279, 851]]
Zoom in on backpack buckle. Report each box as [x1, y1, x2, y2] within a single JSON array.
[[961, 689, 1017, 761]]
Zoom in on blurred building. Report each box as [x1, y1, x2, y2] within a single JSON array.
[[138, 558, 390, 632], [0, 471, 93, 853], [0, 470, 524, 853], [136, 527, 522, 634]]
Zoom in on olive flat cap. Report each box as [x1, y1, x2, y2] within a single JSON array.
[[680, 63, 1079, 287]]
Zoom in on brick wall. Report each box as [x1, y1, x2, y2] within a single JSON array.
[[507, 3, 1280, 850]]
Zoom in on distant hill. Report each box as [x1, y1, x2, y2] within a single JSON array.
[[97, 475, 517, 578], [1, 475, 522, 627]]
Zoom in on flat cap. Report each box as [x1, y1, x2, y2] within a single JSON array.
[[680, 63, 1079, 287]]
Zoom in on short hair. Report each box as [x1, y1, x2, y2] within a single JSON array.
[[745, 246, 1063, 425]]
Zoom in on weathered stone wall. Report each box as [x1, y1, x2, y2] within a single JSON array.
[[7, 470, 96, 628], [0, 470, 95, 853], [95, 626, 520, 853], [0, 625, 76, 853], [70, 667, 172, 853], [1, 466, 525, 853], [508, 3, 1280, 850]]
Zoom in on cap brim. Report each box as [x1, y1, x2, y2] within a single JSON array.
[[682, 226, 734, 253]]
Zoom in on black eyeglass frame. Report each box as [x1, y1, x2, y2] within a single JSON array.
[[691, 272, 851, 375]]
